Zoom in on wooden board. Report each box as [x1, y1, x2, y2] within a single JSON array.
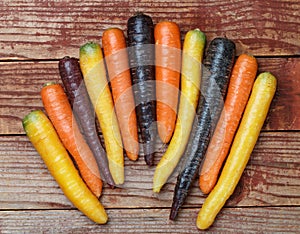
[[1, 207, 300, 233], [1, 57, 300, 135], [1, 132, 299, 210], [0, 0, 299, 60], [1, 0, 300, 232]]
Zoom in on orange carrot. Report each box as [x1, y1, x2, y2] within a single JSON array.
[[155, 21, 181, 143], [41, 82, 102, 197], [102, 28, 139, 161], [199, 54, 258, 194]]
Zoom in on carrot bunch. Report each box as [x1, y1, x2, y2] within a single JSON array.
[[22, 12, 278, 229]]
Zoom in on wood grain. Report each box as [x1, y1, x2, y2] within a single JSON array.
[[260, 57, 300, 130], [1, 207, 300, 233], [1, 58, 299, 134], [1, 132, 299, 210], [0, 1, 299, 232], [0, 0, 299, 60]]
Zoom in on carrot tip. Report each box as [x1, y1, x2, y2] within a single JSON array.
[[143, 143, 155, 166], [169, 202, 179, 220], [145, 154, 154, 166]]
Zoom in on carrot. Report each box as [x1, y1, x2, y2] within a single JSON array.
[[199, 54, 258, 194], [41, 82, 102, 197], [170, 38, 235, 220], [153, 29, 206, 193], [197, 72, 277, 230], [102, 28, 139, 161], [80, 42, 124, 185], [59, 56, 115, 187], [23, 110, 108, 224], [127, 13, 156, 166], [155, 21, 181, 143]]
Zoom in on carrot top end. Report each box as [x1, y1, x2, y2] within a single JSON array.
[[156, 21, 179, 27], [103, 27, 122, 33], [186, 29, 206, 44], [43, 81, 57, 87], [80, 42, 101, 56], [255, 72, 277, 93], [239, 53, 256, 60], [61, 56, 71, 60], [135, 12, 145, 16], [22, 110, 43, 131], [194, 29, 206, 41], [258, 71, 276, 82]]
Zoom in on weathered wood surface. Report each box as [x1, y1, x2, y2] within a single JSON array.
[[0, 0, 299, 60], [1, 207, 300, 233], [1, 132, 299, 210], [1, 0, 300, 232], [1, 58, 300, 135]]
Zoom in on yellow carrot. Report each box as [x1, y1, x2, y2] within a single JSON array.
[[197, 72, 277, 230], [80, 42, 124, 185], [153, 29, 206, 192], [23, 110, 108, 224]]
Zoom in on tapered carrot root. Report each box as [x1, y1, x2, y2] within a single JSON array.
[[23, 110, 108, 224], [41, 83, 102, 197], [102, 28, 139, 161], [170, 37, 236, 220], [155, 21, 181, 143], [127, 13, 156, 166]]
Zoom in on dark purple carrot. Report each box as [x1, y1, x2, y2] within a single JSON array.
[[58, 56, 115, 187], [170, 38, 236, 220], [127, 13, 156, 166]]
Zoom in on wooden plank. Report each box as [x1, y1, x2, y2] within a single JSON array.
[[260, 57, 300, 130], [1, 57, 300, 134], [0, 62, 61, 134], [0, 207, 300, 233], [0, 0, 299, 59], [1, 132, 299, 210]]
